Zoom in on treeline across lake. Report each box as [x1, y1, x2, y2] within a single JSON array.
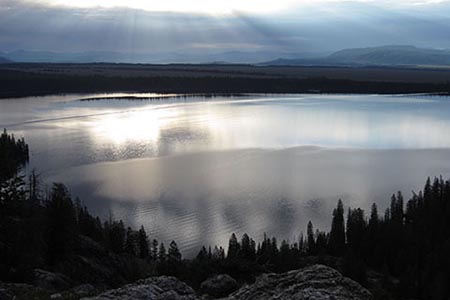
[[1, 130, 450, 299], [2, 67, 450, 98]]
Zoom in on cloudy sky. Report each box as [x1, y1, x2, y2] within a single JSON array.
[[1, 0, 450, 55]]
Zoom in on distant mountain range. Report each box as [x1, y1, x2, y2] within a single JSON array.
[[2, 50, 153, 64], [0, 49, 319, 64], [2, 46, 450, 67], [264, 46, 450, 67]]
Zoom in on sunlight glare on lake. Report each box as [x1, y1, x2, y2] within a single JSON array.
[[92, 108, 178, 145]]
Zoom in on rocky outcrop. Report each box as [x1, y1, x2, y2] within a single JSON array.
[[56, 235, 129, 287], [81, 265, 371, 300], [81, 276, 198, 300], [0, 282, 49, 300], [72, 283, 97, 296], [0, 287, 13, 300], [223, 264, 372, 300], [33, 269, 72, 291], [200, 274, 239, 297]]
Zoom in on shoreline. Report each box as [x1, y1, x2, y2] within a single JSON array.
[[2, 63, 450, 99], [3, 89, 450, 101]]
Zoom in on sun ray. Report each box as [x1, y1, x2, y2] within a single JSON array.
[[40, 0, 300, 14]]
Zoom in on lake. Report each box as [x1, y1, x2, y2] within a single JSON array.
[[1, 93, 450, 256]]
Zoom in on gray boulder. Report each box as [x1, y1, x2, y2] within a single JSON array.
[[0, 282, 48, 300], [200, 274, 239, 297], [81, 265, 372, 300], [0, 287, 13, 300], [50, 293, 63, 299], [222, 264, 372, 300], [73, 283, 97, 296], [81, 276, 199, 300], [33, 269, 72, 291]]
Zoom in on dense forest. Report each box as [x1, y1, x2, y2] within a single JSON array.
[[2, 66, 450, 98], [0, 129, 28, 182], [1, 129, 450, 299]]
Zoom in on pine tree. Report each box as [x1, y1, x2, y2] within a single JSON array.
[[45, 183, 77, 263], [316, 230, 328, 254], [138, 226, 150, 259], [300, 233, 307, 253], [168, 241, 182, 262], [390, 192, 404, 226], [346, 208, 366, 252], [329, 199, 346, 255], [158, 243, 167, 262], [307, 221, 316, 255], [196, 246, 208, 260], [109, 220, 126, 254], [0, 129, 29, 183], [240, 233, 255, 259], [151, 239, 159, 261], [369, 203, 379, 229], [213, 246, 225, 260], [227, 233, 240, 259], [125, 227, 137, 256]]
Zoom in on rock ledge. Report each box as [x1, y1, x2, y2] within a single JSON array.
[[81, 264, 372, 300], [81, 276, 197, 300], [223, 264, 372, 300]]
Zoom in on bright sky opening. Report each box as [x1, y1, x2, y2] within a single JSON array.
[[38, 0, 446, 14], [42, 0, 300, 13]]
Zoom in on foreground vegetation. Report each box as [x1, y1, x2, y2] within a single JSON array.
[[1, 130, 450, 299]]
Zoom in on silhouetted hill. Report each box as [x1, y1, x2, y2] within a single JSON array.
[[264, 45, 450, 66], [329, 45, 450, 65], [0, 56, 12, 63]]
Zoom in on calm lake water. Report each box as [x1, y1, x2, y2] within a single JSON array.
[[2, 93, 450, 256]]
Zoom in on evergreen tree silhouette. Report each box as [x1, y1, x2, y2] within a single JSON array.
[[45, 183, 77, 263], [307, 221, 316, 255], [138, 226, 149, 259], [158, 242, 167, 262], [125, 227, 138, 256], [168, 241, 182, 262], [329, 199, 345, 255], [227, 233, 240, 259], [151, 239, 159, 261]]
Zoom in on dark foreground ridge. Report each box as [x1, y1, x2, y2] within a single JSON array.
[[1, 130, 450, 299], [1, 63, 450, 98]]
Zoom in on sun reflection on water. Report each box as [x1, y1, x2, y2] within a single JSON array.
[[93, 107, 178, 145]]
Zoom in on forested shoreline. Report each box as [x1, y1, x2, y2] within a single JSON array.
[[2, 65, 450, 98], [1, 130, 450, 299]]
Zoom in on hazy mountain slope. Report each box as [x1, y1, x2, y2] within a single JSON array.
[[3, 50, 319, 64], [0, 56, 12, 63], [4, 50, 131, 63], [264, 45, 450, 66], [329, 45, 450, 65], [5, 46, 450, 66]]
